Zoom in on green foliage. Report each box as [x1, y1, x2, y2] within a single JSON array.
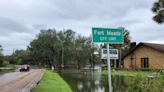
[[11, 50, 31, 65], [102, 70, 164, 92], [28, 29, 100, 69], [2, 60, 9, 66], [0, 57, 9, 67], [0, 45, 3, 54], [128, 77, 145, 92], [33, 70, 72, 92], [102, 70, 155, 77], [128, 77, 164, 92], [0, 60, 3, 67], [152, 0, 164, 24], [128, 74, 164, 92], [0, 45, 7, 67], [159, 70, 164, 75], [16, 58, 23, 65]]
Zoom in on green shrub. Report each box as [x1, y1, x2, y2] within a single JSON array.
[[0, 59, 9, 67], [128, 76, 164, 92], [0, 60, 3, 67], [16, 58, 23, 65], [0, 57, 4, 67], [128, 76, 145, 92], [3, 61, 9, 66]]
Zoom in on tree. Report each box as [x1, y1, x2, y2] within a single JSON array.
[[0, 45, 3, 55], [0, 45, 5, 67], [0, 45, 3, 66], [61, 29, 76, 67], [28, 28, 101, 70], [152, 0, 164, 24], [121, 29, 131, 56], [11, 50, 31, 65], [29, 29, 61, 68]]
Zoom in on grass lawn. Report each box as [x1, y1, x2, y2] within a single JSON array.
[[0, 64, 14, 69], [33, 70, 72, 92], [0, 64, 15, 74], [102, 70, 157, 77]]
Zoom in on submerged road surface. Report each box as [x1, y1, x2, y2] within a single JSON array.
[[0, 69, 43, 92]]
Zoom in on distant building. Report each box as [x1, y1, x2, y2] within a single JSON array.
[[123, 42, 164, 70]]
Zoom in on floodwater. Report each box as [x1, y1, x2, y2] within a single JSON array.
[[59, 70, 131, 92]]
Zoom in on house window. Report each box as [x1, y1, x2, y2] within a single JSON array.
[[141, 58, 149, 68]]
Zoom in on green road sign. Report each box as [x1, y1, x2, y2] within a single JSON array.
[[92, 27, 124, 43]]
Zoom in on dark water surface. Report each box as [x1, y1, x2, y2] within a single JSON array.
[[59, 70, 131, 92]]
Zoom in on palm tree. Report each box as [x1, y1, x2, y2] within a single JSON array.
[[152, 0, 164, 24]]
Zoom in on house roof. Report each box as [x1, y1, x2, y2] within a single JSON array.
[[122, 42, 164, 59]]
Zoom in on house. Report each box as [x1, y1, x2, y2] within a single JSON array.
[[123, 42, 164, 70]]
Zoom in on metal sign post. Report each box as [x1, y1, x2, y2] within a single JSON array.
[[107, 43, 112, 92]]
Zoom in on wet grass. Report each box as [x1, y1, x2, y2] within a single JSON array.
[[0, 64, 14, 69], [0, 64, 15, 74], [33, 70, 72, 92], [102, 70, 156, 77]]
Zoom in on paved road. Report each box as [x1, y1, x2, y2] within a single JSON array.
[[0, 69, 43, 92]]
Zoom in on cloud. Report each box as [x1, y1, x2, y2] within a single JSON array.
[[0, 32, 33, 55], [0, 16, 40, 55], [0, 0, 163, 55], [0, 16, 34, 35], [124, 8, 164, 42]]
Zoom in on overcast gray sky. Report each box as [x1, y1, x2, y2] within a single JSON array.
[[0, 0, 164, 55]]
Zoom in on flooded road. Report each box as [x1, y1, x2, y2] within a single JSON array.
[[60, 70, 131, 92]]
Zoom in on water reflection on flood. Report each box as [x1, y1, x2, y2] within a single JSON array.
[[59, 70, 131, 92]]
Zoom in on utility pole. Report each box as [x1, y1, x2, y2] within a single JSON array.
[[61, 47, 64, 70], [114, 59, 117, 68], [119, 48, 122, 68]]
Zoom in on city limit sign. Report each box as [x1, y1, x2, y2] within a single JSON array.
[[92, 27, 124, 43]]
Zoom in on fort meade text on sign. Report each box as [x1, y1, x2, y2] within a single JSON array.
[[92, 28, 123, 43]]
